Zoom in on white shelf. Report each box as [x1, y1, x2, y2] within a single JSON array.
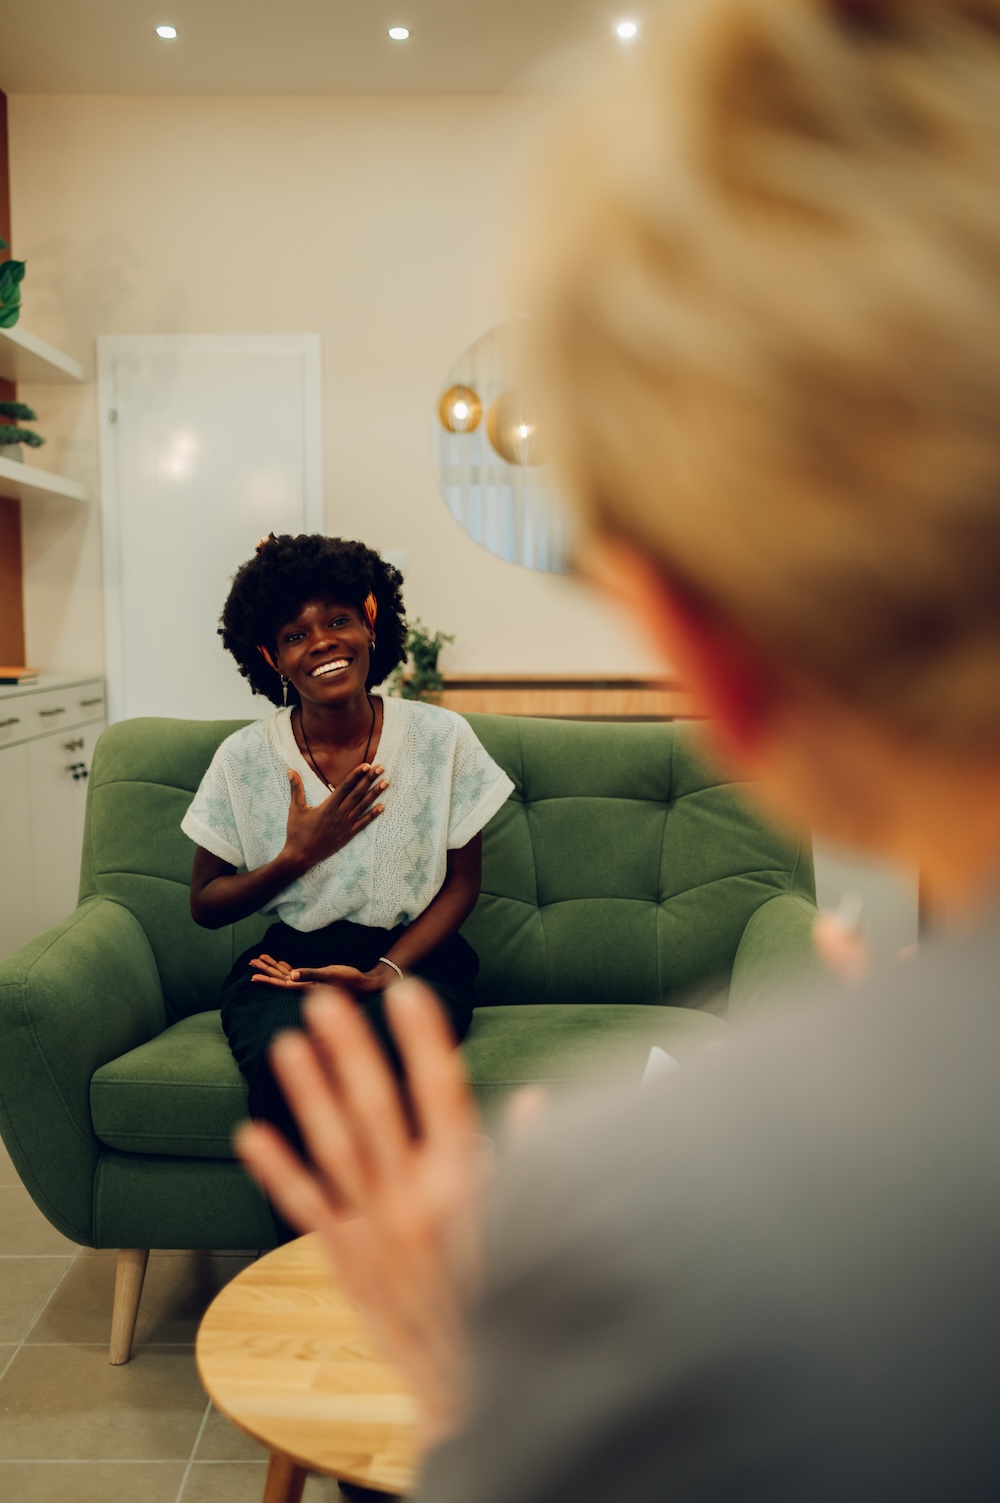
[[0, 325, 85, 384], [0, 456, 86, 503]]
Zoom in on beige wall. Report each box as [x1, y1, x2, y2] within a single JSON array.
[[10, 94, 663, 681]]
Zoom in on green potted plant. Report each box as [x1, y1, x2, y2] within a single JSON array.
[[0, 235, 25, 329], [0, 402, 45, 462], [388, 619, 455, 703]]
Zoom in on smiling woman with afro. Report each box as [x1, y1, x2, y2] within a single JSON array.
[[219, 533, 408, 705], [180, 532, 513, 1238]]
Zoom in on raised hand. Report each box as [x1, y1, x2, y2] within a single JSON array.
[[235, 982, 484, 1449], [813, 893, 871, 985], [283, 763, 388, 873]]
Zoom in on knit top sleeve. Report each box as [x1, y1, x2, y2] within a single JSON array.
[[447, 712, 515, 849], [180, 736, 251, 869]]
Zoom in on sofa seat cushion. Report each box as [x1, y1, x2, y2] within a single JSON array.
[[463, 1002, 729, 1108], [91, 1001, 730, 1159], [91, 1011, 247, 1159]]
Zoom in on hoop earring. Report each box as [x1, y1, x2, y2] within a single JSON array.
[[281, 675, 289, 708], [369, 638, 376, 652]]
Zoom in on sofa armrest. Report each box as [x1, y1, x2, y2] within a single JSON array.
[[728, 893, 826, 1025], [0, 897, 166, 1246]]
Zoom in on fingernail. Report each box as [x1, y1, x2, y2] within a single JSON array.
[[270, 1027, 305, 1058], [232, 1121, 257, 1156], [386, 978, 424, 1012], [304, 991, 341, 1027]]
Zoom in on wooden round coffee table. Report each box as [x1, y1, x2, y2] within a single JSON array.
[[196, 1232, 419, 1503]]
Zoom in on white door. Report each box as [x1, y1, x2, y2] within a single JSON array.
[[98, 336, 323, 723]]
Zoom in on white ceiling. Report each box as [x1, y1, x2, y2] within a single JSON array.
[[1, 0, 643, 94]]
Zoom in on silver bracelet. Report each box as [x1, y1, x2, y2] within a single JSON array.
[[377, 956, 404, 982]]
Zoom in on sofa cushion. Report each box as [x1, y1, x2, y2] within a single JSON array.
[[79, 717, 271, 1023], [91, 1011, 247, 1158], [462, 715, 814, 1007], [465, 1001, 730, 1124], [464, 999, 727, 1077], [91, 1002, 730, 1159]]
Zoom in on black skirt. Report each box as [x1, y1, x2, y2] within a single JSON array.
[[220, 918, 477, 1149]]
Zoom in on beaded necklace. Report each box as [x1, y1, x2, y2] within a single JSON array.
[[298, 694, 376, 791]]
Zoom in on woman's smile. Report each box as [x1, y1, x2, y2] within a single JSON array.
[[309, 658, 351, 679]]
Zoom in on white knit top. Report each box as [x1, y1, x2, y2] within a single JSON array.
[[181, 695, 514, 932]]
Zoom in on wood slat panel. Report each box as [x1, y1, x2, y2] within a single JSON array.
[[438, 675, 700, 720]]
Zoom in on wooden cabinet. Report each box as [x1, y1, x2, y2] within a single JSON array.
[[0, 675, 105, 959]]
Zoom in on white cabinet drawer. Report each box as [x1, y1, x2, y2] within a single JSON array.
[[0, 681, 105, 747], [0, 716, 107, 959], [25, 721, 105, 935]]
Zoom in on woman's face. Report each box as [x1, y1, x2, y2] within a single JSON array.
[[273, 598, 373, 707]]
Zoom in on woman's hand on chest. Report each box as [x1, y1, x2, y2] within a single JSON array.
[[282, 764, 389, 875]]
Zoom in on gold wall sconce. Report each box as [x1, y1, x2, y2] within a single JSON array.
[[486, 388, 543, 467], [432, 319, 572, 574], [438, 384, 482, 435]]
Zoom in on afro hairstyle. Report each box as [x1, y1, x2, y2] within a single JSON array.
[[219, 533, 407, 706]]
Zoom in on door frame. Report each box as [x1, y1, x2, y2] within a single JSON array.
[[96, 333, 324, 722]]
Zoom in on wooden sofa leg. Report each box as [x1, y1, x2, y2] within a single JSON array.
[[109, 1248, 149, 1365]]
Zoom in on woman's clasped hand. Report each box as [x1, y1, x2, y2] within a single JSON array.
[[250, 954, 402, 993]]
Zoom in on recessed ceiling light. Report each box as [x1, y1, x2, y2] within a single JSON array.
[[615, 19, 639, 41], [155, 25, 177, 39], [388, 26, 410, 41]]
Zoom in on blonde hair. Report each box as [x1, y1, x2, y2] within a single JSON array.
[[525, 0, 1000, 746]]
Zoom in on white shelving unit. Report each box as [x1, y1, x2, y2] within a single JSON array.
[[0, 324, 85, 384], [0, 455, 86, 503], [0, 324, 87, 503]]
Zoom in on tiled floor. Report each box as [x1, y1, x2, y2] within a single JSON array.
[[0, 1137, 349, 1502]]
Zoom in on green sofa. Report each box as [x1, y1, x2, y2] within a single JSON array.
[[0, 712, 821, 1361]]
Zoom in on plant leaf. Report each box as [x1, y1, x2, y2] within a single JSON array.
[[0, 259, 26, 293]]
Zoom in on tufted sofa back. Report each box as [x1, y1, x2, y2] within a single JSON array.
[[79, 714, 813, 1022], [462, 714, 814, 1008], [79, 718, 270, 1022]]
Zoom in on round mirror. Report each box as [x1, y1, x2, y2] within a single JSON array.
[[432, 320, 572, 573]]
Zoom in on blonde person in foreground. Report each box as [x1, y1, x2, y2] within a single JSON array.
[[238, 2, 1000, 1497]]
